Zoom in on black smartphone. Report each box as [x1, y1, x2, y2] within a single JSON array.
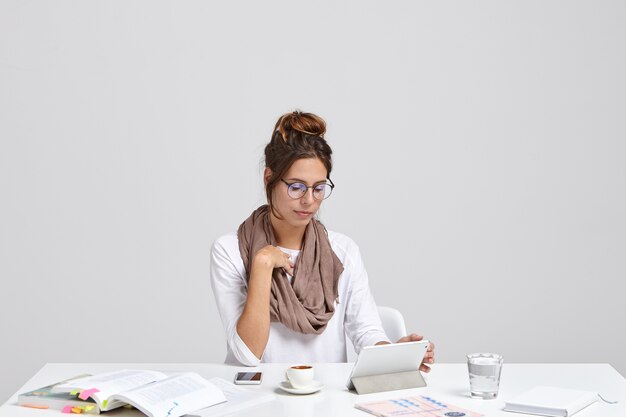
[[234, 371, 263, 385]]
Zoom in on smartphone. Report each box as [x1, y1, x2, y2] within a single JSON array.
[[234, 371, 263, 385]]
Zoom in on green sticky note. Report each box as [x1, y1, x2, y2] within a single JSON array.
[[102, 400, 108, 409], [84, 405, 95, 412], [70, 390, 80, 396]]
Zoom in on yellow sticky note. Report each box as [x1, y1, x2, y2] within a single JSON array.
[[84, 405, 95, 412], [71, 406, 83, 414], [70, 390, 80, 396]]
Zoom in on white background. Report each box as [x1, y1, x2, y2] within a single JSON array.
[[1, 0, 625, 403]]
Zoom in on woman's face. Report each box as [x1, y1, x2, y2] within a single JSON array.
[[268, 157, 328, 228]]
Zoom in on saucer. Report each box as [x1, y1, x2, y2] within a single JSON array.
[[278, 380, 324, 395]]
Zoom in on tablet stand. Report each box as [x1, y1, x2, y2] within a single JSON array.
[[351, 370, 426, 395]]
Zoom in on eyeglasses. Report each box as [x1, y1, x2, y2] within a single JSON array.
[[280, 178, 335, 200]]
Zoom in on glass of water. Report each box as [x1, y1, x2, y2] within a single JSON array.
[[467, 353, 503, 399]]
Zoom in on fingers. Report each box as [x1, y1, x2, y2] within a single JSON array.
[[424, 341, 435, 364], [269, 247, 293, 272], [423, 350, 435, 364], [427, 342, 435, 362], [420, 351, 435, 373], [281, 252, 294, 275], [395, 332, 435, 372], [281, 260, 294, 276]]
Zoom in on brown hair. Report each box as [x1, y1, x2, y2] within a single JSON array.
[[264, 110, 333, 218]]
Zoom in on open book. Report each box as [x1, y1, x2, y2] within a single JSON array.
[[51, 370, 227, 417], [18, 374, 100, 414]]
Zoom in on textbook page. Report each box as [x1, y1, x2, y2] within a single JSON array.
[[110, 373, 227, 417], [52, 370, 168, 411]]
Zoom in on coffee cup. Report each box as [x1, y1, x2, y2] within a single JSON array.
[[285, 365, 314, 389]]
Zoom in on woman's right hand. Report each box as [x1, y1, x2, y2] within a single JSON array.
[[253, 245, 294, 276]]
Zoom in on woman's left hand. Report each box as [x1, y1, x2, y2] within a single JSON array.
[[396, 333, 435, 373]]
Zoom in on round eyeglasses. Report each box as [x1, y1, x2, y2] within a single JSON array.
[[281, 178, 335, 200]]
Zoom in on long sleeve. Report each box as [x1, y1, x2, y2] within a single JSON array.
[[340, 237, 390, 353], [209, 234, 262, 366]]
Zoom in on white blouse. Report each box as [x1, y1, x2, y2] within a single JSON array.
[[210, 230, 390, 366]]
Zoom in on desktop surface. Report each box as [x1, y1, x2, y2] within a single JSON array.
[[2, 363, 624, 417]]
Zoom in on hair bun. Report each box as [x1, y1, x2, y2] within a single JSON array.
[[274, 110, 326, 141]]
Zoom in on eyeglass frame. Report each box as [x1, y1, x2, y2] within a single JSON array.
[[280, 178, 335, 200]]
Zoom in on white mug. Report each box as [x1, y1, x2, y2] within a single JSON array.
[[285, 365, 314, 389]]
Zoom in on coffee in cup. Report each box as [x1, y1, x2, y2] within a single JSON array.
[[285, 365, 314, 389]]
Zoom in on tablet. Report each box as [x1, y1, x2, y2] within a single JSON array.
[[346, 341, 429, 390]]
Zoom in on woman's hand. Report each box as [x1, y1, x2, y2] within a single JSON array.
[[396, 333, 436, 373], [238, 245, 295, 359], [253, 245, 295, 276]]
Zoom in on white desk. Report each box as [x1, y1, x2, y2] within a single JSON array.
[[1, 363, 624, 417]]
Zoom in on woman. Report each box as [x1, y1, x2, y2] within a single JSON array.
[[210, 111, 435, 370]]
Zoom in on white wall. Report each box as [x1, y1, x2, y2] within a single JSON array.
[[1, 0, 625, 403]]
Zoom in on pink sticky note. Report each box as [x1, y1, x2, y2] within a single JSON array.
[[62, 405, 73, 413], [78, 388, 99, 400]]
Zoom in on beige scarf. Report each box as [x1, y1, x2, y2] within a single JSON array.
[[237, 205, 344, 334]]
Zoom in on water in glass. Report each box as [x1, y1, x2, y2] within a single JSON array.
[[467, 353, 503, 399]]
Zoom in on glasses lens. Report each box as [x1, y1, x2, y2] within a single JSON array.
[[313, 183, 333, 200], [287, 182, 307, 199]]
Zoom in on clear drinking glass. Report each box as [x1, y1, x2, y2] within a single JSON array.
[[467, 353, 503, 399]]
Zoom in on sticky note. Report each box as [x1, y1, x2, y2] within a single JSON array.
[[84, 405, 95, 412], [78, 388, 99, 400], [102, 400, 108, 409], [71, 406, 84, 414], [70, 390, 80, 396], [62, 406, 73, 413]]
